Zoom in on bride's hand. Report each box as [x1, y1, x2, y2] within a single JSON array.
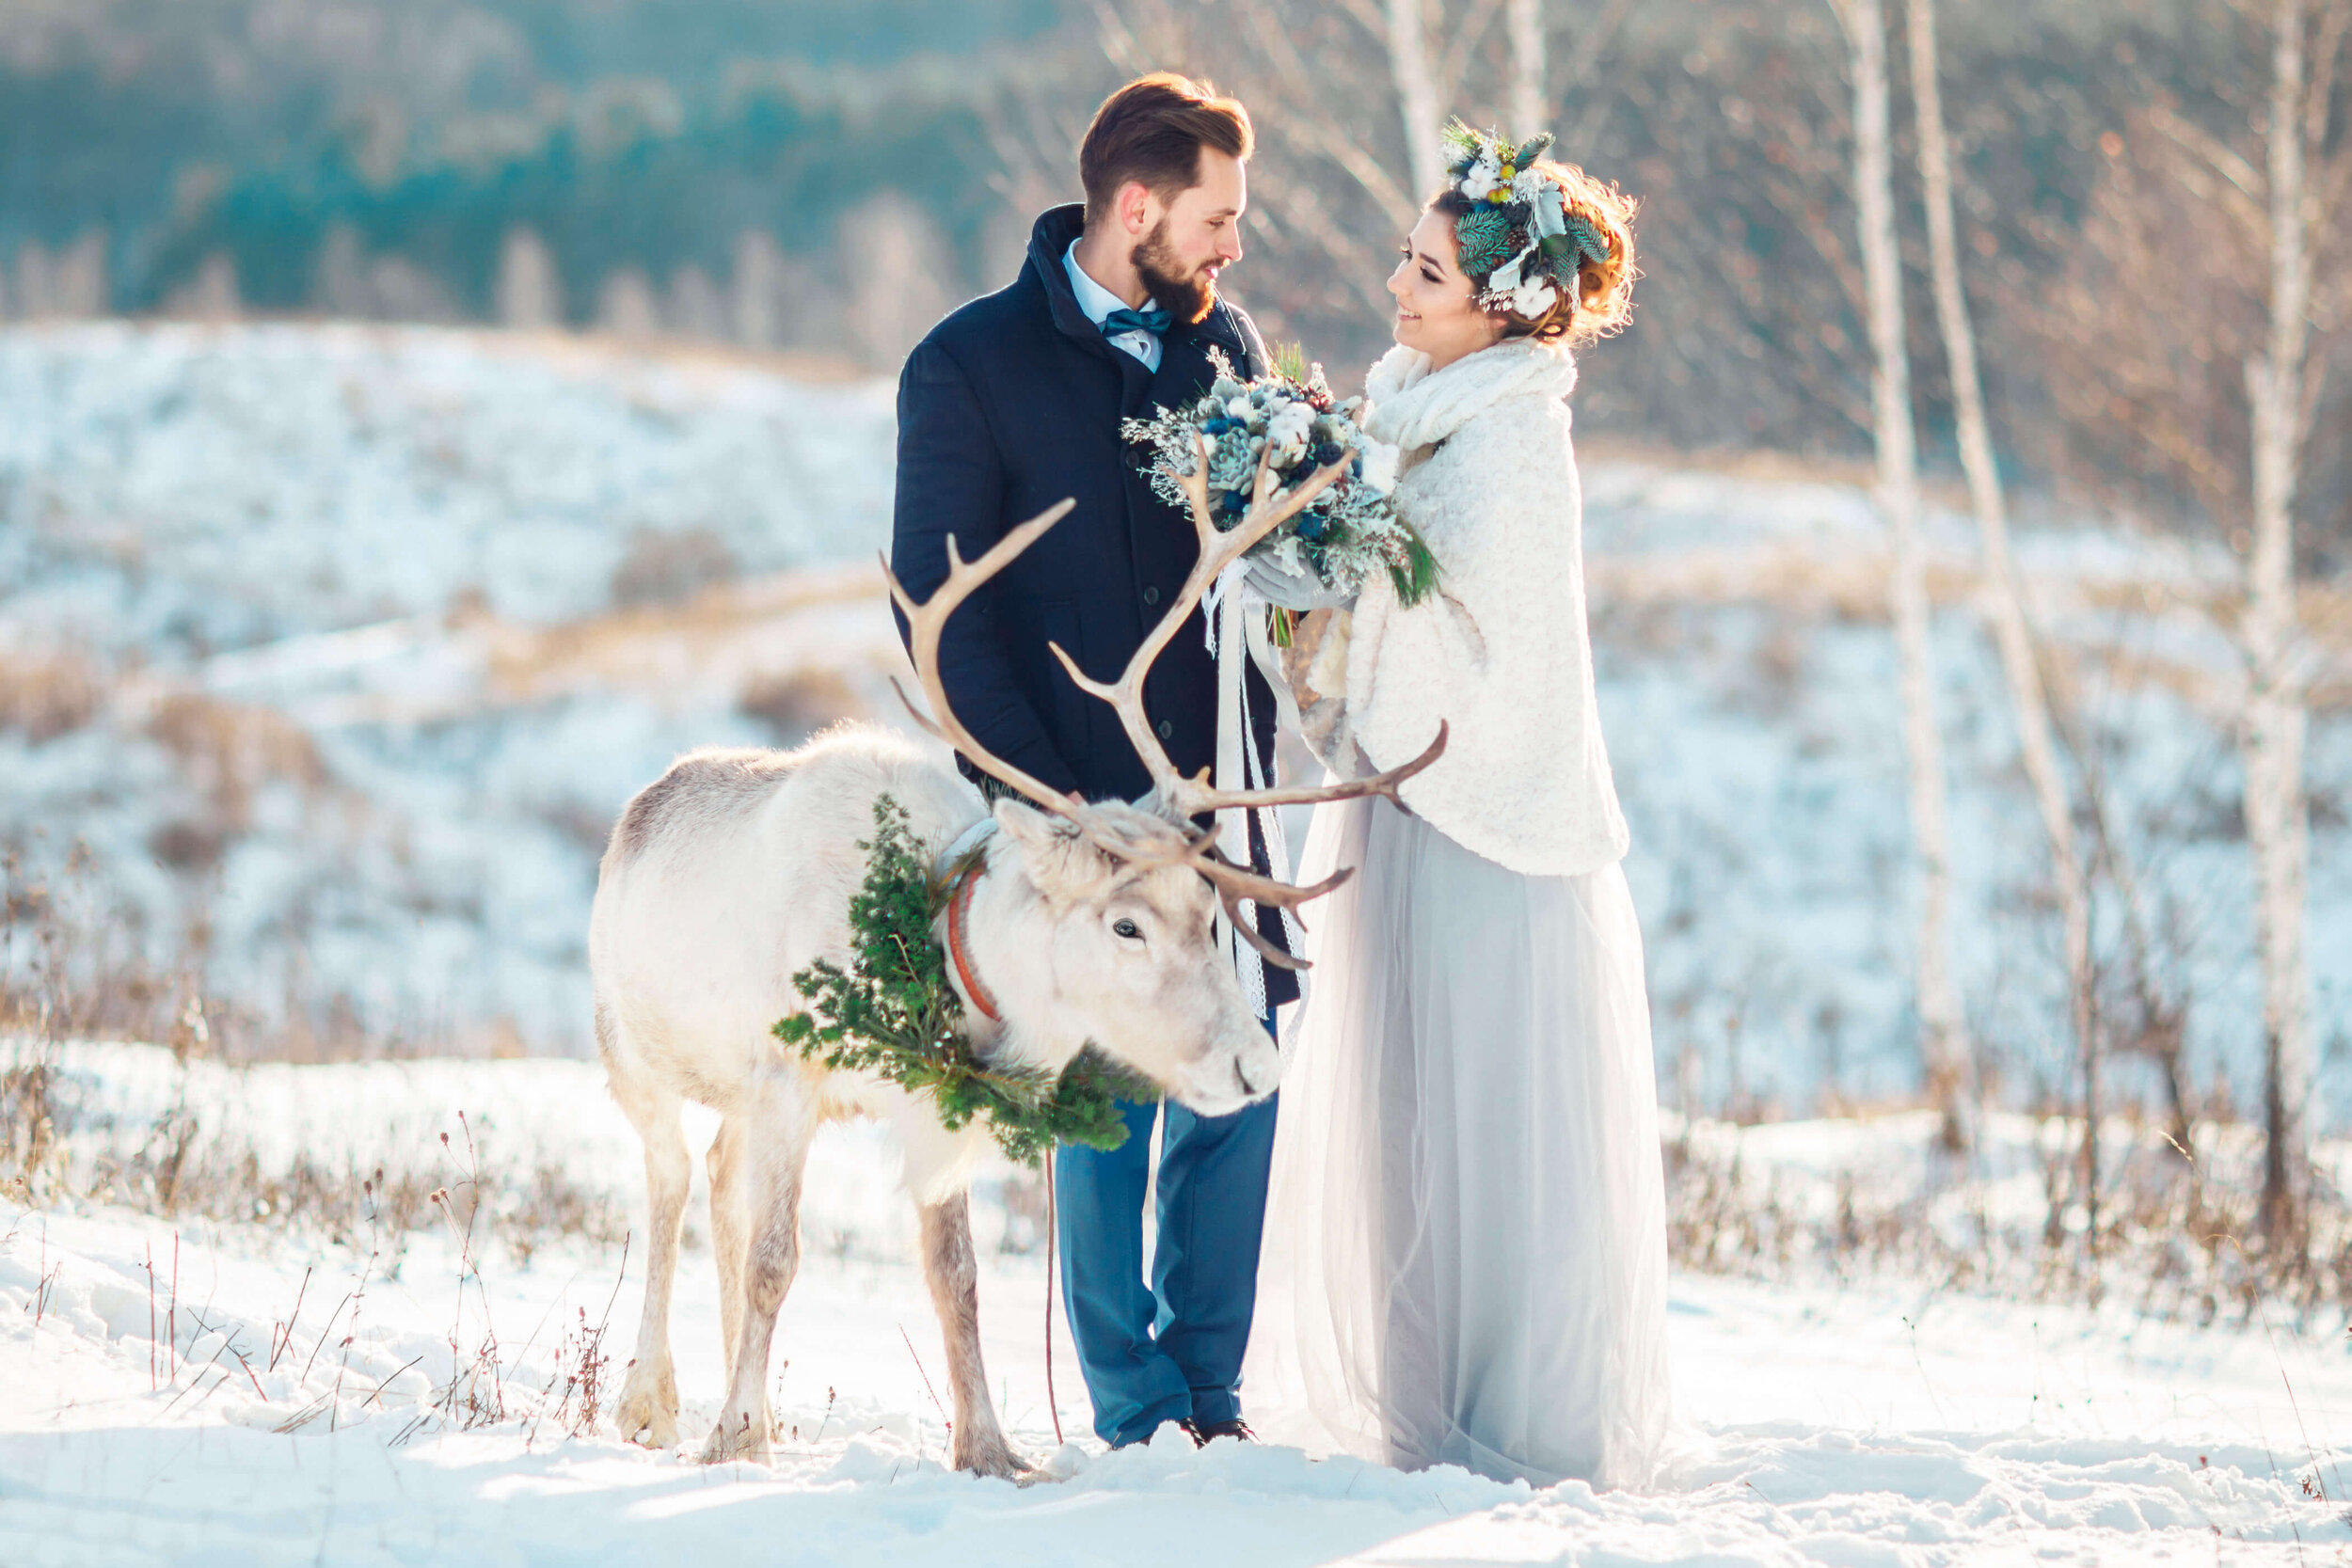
[[1281, 610, 1348, 707], [1279, 610, 1359, 775], [1243, 554, 1353, 611]]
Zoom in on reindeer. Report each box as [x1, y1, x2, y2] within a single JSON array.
[[589, 443, 1445, 1476]]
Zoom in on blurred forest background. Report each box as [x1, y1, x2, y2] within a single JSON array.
[[3, 0, 2350, 1276], [0, 0, 2341, 537]]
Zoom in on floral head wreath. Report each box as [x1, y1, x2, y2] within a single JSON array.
[[1440, 120, 1613, 318]]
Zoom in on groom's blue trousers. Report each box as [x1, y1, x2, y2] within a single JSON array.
[[1053, 1030, 1279, 1448]]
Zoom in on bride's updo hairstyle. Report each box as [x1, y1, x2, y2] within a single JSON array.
[[1428, 124, 1637, 348]]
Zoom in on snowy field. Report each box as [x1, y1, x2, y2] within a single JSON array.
[[2, 1043, 2345, 1565]]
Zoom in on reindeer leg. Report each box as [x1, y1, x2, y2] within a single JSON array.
[[702, 1092, 808, 1465], [707, 1118, 745, 1374], [606, 1024, 686, 1449], [918, 1194, 1025, 1479]]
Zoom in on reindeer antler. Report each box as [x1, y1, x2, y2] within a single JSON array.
[[882, 499, 1093, 834], [884, 451, 1451, 960], [1045, 435, 1342, 808], [1045, 430, 1450, 820]]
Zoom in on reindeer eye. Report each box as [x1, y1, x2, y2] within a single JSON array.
[[1113, 918, 1143, 941]]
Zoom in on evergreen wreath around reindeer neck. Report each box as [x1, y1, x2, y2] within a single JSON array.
[[1442, 120, 1613, 318], [771, 796, 1157, 1166]]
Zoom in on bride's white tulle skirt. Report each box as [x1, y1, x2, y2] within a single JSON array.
[[1245, 795, 1675, 1489]]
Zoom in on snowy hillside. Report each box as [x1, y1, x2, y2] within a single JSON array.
[[0, 321, 895, 648], [0, 321, 2345, 1123], [1, 1044, 2343, 1565]]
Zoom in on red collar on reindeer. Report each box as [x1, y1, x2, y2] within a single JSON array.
[[940, 819, 1002, 1024]]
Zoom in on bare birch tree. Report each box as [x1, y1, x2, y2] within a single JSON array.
[[2033, 0, 2349, 1253], [2243, 0, 2328, 1252], [1507, 0, 1548, 134], [495, 227, 563, 331], [1836, 0, 1971, 1144], [1905, 0, 2090, 1179], [1390, 0, 1446, 196]]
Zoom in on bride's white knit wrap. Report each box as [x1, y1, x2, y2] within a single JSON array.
[[1339, 337, 1630, 878]]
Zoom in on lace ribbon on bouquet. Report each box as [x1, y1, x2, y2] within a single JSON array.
[[1202, 561, 1308, 1015]]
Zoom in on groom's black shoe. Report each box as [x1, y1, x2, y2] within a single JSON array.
[[1181, 1417, 1256, 1447]]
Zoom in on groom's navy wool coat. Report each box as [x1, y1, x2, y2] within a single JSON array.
[[890, 204, 1298, 999]]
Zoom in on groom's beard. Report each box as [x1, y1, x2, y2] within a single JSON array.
[[1134, 218, 1217, 326]]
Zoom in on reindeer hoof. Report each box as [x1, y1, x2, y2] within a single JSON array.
[[953, 1437, 1029, 1481], [614, 1361, 680, 1448], [701, 1413, 772, 1466], [620, 1406, 679, 1449]]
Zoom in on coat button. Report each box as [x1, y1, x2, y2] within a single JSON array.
[[1156, 720, 1174, 741], [1142, 585, 1161, 606]]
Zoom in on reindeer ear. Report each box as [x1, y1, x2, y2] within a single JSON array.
[[993, 796, 1077, 855], [1136, 785, 1191, 828], [993, 797, 1118, 900]]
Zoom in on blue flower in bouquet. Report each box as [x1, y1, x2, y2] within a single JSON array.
[[1295, 511, 1328, 544]]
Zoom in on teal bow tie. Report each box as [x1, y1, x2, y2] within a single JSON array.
[[1100, 305, 1171, 338]]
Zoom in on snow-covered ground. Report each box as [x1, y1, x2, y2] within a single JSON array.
[[1, 320, 2346, 1119], [3, 1043, 2344, 1565]]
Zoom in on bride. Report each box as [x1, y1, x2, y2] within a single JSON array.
[[1245, 126, 1672, 1489]]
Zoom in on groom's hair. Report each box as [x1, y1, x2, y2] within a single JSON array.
[[1079, 73, 1252, 228]]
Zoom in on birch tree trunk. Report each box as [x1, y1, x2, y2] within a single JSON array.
[[1388, 0, 1445, 198], [1841, 0, 1971, 1145], [1507, 0, 1549, 135], [1905, 0, 2087, 1175], [2245, 0, 2314, 1253]]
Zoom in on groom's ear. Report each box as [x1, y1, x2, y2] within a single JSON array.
[[1114, 180, 1157, 238]]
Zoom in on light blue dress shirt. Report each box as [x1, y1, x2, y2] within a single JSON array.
[[1063, 239, 1164, 373]]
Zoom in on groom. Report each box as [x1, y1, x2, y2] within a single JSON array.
[[889, 72, 1296, 1448]]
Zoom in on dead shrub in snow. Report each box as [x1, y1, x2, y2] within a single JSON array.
[[50, 1058, 624, 1275], [608, 526, 737, 609], [736, 667, 861, 742], [167, 1138, 618, 1272], [0, 651, 102, 742], [1662, 1106, 2350, 1326], [1, 847, 86, 1196], [144, 692, 327, 837]]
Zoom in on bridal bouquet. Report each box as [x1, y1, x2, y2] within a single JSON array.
[[1123, 347, 1438, 609]]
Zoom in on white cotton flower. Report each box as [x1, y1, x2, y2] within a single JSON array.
[[1265, 403, 1315, 465], [1359, 438, 1401, 496], [1511, 167, 1553, 206], [1459, 145, 1504, 200], [1510, 274, 1559, 317], [1227, 396, 1254, 420]]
